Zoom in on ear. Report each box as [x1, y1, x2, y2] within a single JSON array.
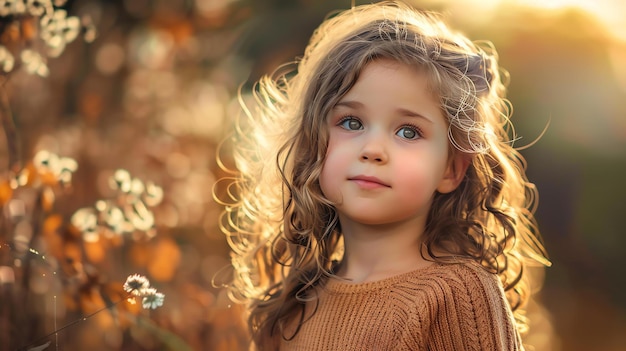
[[437, 152, 470, 194]]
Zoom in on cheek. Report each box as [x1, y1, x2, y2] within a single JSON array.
[[391, 165, 439, 216], [319, 164, 340, 201], [319, 166, 331, 198], [393, 150, 448, 196], [319, 143, 346, 198]]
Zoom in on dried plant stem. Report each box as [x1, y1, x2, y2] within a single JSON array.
[[21, 188, 45, 291], [0, 80, 21, 174], [0, 78, 23, 351]]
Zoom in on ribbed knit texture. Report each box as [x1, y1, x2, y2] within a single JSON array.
[[279, 262, 524, 350]]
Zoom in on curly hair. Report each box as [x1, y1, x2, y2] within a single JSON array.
[[216, 1, 550, 349]]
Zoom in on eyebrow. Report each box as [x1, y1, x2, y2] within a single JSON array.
[[334, 100, 434, 123]]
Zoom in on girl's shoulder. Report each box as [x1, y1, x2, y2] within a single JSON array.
[[390, 260, 517, 334], [394, 260, 506, 302]]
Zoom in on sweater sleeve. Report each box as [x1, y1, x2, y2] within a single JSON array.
[[400, 263, 524, 351]]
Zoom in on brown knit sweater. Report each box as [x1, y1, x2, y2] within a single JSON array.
[[279, 262, 524, 350]]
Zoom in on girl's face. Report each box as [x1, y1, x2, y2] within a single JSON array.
[[319, 59, 463, 229]]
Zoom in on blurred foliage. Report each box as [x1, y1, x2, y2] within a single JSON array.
[[0, 0, 625, 350]]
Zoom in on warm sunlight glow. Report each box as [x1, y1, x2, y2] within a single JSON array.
[[432, 0, 626, 41], [518, 0, 626, 40], [523, 0, 604, 10]]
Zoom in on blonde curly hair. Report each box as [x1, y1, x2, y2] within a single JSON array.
[[216, 1, 550, 348]]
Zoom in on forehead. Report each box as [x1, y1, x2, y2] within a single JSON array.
[[340, 58, 438, 102], [332, 59, 445, 124]]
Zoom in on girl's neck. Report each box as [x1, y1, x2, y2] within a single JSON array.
[[335, 219, 434, 284]]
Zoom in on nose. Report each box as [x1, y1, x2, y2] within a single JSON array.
[[360, 133, 388, 164]]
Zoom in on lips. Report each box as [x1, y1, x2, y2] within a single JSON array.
[[348, 175, 390, 188]]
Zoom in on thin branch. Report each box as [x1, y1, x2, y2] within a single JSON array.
[[0, 78, 21, 174]]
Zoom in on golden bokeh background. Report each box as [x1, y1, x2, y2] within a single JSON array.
[[0, 0, 625, 350]]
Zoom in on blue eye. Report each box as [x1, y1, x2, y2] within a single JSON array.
[[396, 125, 421, 140], [338, 117, 363, 131]]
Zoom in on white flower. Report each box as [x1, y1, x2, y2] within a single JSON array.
[[71, 207, 98, 241], [104, 204, 133, 234], [109, 169, 132, 193], [0, 45, 14, 72], [142, 182, 163, 206], [0, 0, 26, 17], [122, 275, 165, 309], [33, 150, 78, 185], [127, 200, 155, 231], [106, 169, 160, 233], [0, 0, 12, 17], [21, 49, 49, 77], [26, 0, 52, 17], [142, 290, 165, 310], [123, 274, 150, 296], [40, 9, 80, 57]]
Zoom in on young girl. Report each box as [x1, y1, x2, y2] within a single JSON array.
[[218, 1, 550, 350]]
